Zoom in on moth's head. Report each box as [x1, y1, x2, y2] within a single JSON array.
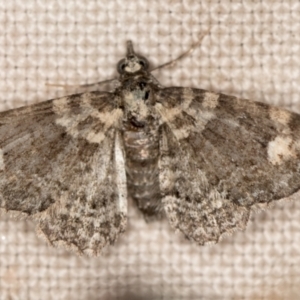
[[117, 41, 149, 74]]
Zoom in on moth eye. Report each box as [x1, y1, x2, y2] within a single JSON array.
[[117, 59, 127, 73], [139, 58, 148, 70]]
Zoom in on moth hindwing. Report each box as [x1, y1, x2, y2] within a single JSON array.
[[1, 41, 300, 255]]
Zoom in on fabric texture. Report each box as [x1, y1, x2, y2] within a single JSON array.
[[0, 1, 300, 299]]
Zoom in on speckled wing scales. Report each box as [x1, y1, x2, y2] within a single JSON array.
[[156, 87, 300, 244], [0, 91, 127, 255], [2, 41, 299, 253]]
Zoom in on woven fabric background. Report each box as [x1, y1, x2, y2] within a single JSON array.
[[1, 1, 300, 299]]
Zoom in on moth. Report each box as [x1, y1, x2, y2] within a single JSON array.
[[1, 41, 300, 255]]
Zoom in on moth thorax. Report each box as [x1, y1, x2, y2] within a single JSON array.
[[123, 89, 152, 124]]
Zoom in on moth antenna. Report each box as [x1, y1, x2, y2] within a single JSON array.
[[150, 28, 211, 72], [45, 78, 117, 90]]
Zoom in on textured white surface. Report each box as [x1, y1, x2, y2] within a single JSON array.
[[1, 1, 300, 299]]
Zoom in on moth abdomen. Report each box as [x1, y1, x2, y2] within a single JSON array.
[[122, 119, 162, 217]]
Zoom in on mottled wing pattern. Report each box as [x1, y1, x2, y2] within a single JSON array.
[[156, 87, 300, 244], [0, 91, 126, 255]]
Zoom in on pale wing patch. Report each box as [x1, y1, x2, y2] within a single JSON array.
[[156, 103, 215, 140], [182, 88, 194, 109], [114, 132, 128, 215], [86, 109, 123, 144], [171, 110, 215, 140], [269, 107, 292, 134], [158, 129, 176, 193], [53, 94, 123, 144], [154, 88, 195, 124], [269, 107, 291, 125], [155, 103, 181, 123], [267, 136, 296, 165], [202, 92, 220, 109], [91, 109, 123, 129], [86, 131, 105, 144], [0, 149, 4, 171], [53, 97, 70, 114]]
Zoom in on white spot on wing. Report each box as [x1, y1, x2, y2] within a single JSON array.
[[267, 136, 296, 165]]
